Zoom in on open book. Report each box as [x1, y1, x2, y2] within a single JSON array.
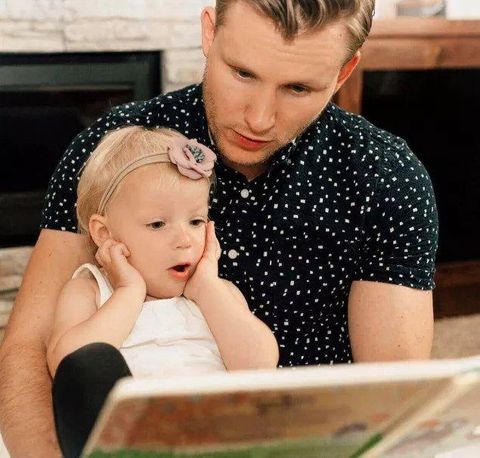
[[82, 356, 480, 458]]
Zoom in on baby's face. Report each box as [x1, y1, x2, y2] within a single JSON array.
[[105, 165, 210, 299]]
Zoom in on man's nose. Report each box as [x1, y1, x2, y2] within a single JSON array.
[[244, 89, 276, 135]]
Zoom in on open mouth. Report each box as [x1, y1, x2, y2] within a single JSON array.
[[172, 264, 190, 273], [168, 263, 192, 282], [168, 262, 192, 276]]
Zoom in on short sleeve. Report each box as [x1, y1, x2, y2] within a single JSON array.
[[356, 142, 439, 290], [39, 101, 150, 232]]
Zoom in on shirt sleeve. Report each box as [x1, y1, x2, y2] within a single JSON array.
[[39, 102, 150, 233], [356, 142, 439, 290]]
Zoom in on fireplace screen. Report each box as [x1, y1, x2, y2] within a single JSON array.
[[362, 68, 480, 264], [0, 52, 160, 247]]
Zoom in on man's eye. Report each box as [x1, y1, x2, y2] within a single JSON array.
[[235, 69, 252, 79], [191, 219, 206, 226], [289, 85, 309, 94], [147, 221, 165, 229]]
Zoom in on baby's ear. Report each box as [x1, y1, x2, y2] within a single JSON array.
[[89, 214, 112, 248]]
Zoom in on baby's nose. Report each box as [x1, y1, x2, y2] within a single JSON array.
[[175, 227, 192, 249]]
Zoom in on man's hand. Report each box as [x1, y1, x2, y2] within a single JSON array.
[[95, 239, 146, 296], [184, 221, 221, 302]]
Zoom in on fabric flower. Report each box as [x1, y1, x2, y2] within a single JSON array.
[[167, 138, 216, 179]]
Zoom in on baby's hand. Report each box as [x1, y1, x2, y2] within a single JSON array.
[[95, 239, 146, 296], [184, 221, 221, 302]]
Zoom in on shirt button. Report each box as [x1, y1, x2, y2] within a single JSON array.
[[240, 189, 249, 198], [228, 249, 239, 259]]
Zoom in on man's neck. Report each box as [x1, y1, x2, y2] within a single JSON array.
[[221, 158, 268, 182]]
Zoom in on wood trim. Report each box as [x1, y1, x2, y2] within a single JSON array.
[[360, 38, 480, 70], [434, 261, 480, 318], [336, 19, 480, 113], [435, 260, 480, 288], [370, 18, 480, 39], [335, 67, 363, 113]]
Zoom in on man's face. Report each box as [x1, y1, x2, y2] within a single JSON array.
[[201, 1, 358, 179]]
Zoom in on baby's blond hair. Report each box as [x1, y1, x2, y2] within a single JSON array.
[[76, 126, 215, 236]]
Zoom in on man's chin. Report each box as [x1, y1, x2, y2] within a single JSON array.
[[220, 152, 271, 171], [217, 139, 277, 166]]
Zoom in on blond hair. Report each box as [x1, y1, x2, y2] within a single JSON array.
[[76, 126, 215, 236], [216, 0, 375, 59]]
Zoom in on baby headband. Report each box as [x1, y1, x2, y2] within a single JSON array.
[[97, 137, 216, 214]]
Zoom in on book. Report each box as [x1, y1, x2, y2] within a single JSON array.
[[82, 356, 480, 458]]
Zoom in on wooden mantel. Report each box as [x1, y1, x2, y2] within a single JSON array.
[[336, 18, 480, 114], [368, 17, 480, 38]]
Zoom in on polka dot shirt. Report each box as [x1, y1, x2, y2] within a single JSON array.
[[40, 84, 439, 366]]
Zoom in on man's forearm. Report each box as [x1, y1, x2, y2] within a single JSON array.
[[0, 342, 61, 458]]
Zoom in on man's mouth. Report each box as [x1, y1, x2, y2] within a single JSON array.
[[231, 130, 272, 151]]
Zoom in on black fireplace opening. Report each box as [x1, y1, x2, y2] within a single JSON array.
[[362, 68, 480, 264], [0, 52, 161, 248]]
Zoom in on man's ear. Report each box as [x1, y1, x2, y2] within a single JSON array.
[[334, 51, 361, 93], [201, 6, 217, 58], [89, 214, 112, 248]]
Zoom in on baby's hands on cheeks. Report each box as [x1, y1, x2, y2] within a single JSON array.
[[95, 239, 146, 296], [184, 221, 221, 302]]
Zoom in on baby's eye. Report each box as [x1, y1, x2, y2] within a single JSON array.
[[147, 221, 165, 230], [191, 219, 206, 227]]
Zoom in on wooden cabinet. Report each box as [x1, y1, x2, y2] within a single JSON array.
[[335, 18, 480, 318], [337, 18, 480, 114]]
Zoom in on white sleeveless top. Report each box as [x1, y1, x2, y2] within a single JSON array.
[[72, 263, 226, 378]]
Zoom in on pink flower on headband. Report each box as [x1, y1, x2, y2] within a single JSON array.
[[167, 138, 216, 180]]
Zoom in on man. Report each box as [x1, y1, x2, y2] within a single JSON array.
[[0, 1, 438, 456]]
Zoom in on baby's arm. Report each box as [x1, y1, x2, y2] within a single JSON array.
[[46, 277, 144, 376], [47, 242, 146, 376], [185, 222, 279, 370], [195, 278, 279, 370]]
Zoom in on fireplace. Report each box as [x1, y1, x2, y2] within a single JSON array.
[[362, 69, 480, 264], [0, 52, 161, 247], [359, 68, 480, 317]]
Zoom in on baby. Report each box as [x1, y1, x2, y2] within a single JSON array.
[[46, 126, 278, 458]]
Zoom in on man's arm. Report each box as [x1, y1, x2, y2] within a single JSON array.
[[0, 229, 93, 457], [348, 280, 434, 362]]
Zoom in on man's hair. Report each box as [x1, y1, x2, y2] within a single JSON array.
[[215, 0, 375, 59], [76, 126, 215, 237]]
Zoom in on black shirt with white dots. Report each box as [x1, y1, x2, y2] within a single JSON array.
[[41, 84, 439, 366]]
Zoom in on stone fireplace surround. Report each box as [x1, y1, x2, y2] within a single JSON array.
[[0, 0, 213, 93], [0, 0, 213, 340]]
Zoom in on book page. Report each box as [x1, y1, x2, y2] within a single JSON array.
[[84, 370, 459, 457]]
